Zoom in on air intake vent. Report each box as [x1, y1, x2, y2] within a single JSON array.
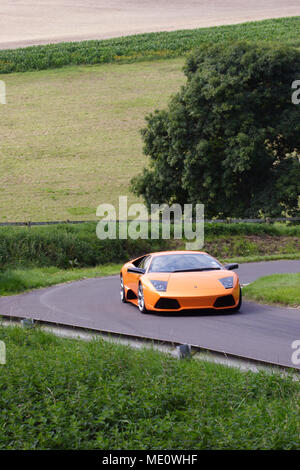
[[155, 298, 180, 310], [127, 290, 137, 300], [214, 295, 235, 308]]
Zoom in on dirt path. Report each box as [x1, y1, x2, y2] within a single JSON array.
[[0, 0, 299, 50]]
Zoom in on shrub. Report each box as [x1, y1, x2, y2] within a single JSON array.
[[0, 223, 168, 269], [0, 222, 298, 269]]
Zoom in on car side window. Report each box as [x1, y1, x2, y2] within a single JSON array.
[[143, 256, 152, 271], [133, 256, 145, 267], [139, 255, 151, 270]]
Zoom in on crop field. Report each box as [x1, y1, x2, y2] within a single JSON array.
[[1, 17, 300, 74], [1, 2, 300, 51], [0, 59, 185, 221]]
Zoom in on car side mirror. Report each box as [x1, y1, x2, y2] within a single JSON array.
[[127, 266, 146, 274], [224, 263, 239, 270]]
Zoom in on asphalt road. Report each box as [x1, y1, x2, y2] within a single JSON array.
[[0, 260, 299, 368]]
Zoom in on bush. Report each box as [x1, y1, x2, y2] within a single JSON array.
[[0, 223, 168, 269], [0, 222, 299, 269], [203, 222, 300, 237]]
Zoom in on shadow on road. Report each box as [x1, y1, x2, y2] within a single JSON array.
[[124, 302, 244, 318], [149, 309, 242, 318]]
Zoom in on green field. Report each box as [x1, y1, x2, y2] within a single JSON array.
[[0, 325, 299, 450], [0, 59, 185, 221]]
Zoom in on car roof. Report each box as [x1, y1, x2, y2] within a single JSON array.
[[149, 250, 208, 257]]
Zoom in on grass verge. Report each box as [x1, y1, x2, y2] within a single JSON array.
[[1, 253, 299, 297], [243, 274, 300, 308], [1, 17, 300, 74], [0, 265, 122, 296], [0, 325, 299, 450]]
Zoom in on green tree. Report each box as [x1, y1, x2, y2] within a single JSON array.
[[131, 42, 300, 218]]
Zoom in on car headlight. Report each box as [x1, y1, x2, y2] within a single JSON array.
[[150, 280, 168, 292], [219, 276, 234, 289]]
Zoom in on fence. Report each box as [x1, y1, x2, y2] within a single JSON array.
[[0, 217, 299, 227]]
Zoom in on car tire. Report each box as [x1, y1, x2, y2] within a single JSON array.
[[138, 283, 148, 314], [120, 275, 127, 303], [232, 287, 242, 312]]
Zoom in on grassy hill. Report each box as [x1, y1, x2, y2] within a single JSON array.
[[0, 59, 185, 221]]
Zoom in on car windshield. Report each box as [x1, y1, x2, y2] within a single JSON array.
[[148, 254, 222, 273]]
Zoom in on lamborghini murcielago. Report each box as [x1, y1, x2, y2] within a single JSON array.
[[120, 251, 242, 313]]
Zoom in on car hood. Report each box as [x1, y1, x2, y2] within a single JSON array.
[[146, 270, 238, 296]]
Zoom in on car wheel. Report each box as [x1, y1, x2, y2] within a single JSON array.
[[232, 287, 242, 312], [120, 275, 127, 303], [138, 283, 148, 314]]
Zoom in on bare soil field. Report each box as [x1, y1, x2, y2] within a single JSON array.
[[1, 0, 300, 50]]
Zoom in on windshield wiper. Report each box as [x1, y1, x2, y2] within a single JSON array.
[[172, 267, 221, 273]]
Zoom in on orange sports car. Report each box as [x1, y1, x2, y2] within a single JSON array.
[[120, 251, 242, 313]]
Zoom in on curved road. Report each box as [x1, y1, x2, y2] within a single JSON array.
[[0, 260, 299, 369]]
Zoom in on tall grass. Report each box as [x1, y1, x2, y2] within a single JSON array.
[[1, 17, 300, 74], [0, 325, 299, 449], [0, 222, 299, 269], [0, 223, 168, 269]]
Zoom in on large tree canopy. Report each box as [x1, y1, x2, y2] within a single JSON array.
[[131, 42, 300, 218]]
